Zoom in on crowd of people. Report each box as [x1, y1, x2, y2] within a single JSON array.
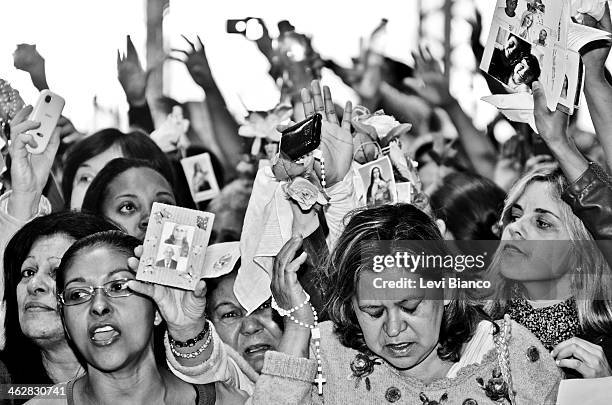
[[1, 3, 612, 404]]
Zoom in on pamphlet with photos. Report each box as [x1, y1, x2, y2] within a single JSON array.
[[480, 0, 611, 123], [137, 203, 215, 290]]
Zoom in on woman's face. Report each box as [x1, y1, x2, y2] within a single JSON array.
[[102, 167, 176, 240], [353, 270, 445, 372], [524, 13, 533, 27], [373, 168, 381, 179], [61, 246, 156, 372], [173, 226, 187, 241], [499, 181, 572, 282], [208, 274, 282, 373], [17, 234, 74, 344], [70, 145, 123, 210]]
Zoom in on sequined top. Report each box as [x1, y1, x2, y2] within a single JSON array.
[[506, 295, 580, 351]]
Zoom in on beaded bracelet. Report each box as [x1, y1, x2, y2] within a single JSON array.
[[271, 291, 311, 317], [168, 327, 213, 359], [168, 320, 210, 348]]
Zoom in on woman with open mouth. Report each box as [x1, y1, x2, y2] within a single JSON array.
[[27, 230, 244, 404], [2, 212, 117, 400]]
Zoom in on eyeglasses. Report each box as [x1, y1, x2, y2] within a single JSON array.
[[58, 278, 133, 306]]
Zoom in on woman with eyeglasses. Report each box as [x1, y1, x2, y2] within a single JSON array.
[[1, 212, 117, 403], [27, 230, 245, 404]]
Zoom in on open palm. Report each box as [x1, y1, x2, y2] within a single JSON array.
[[299, 80, 353, 186]]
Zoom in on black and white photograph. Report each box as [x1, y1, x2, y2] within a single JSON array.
[[181, 152, 220, 203], [161, 221, 195, 258], [484, 26, 542, 93], [2, 0, 612, 403], [137, 203, 214, 290], [155, 244, 180, 270]]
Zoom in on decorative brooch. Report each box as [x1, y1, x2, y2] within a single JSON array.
[[476, 367, 511, 403], [347, 353, 381, 391], [419, 392, 448, 405]]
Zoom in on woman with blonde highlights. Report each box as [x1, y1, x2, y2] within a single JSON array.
[[486, 164, 612, 378]]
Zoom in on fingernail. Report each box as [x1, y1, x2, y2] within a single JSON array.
[[555, 359, 560, 365]]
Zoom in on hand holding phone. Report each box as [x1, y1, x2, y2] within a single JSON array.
[[279, 113, 322, 161], [25, 90, 65, 154]]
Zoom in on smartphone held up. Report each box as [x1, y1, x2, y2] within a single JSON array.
[[25, 90, 65, 154]]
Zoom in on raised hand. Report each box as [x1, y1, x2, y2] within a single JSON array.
[[7, 105, 60, 219], [272, 236, 309, 315], [404, 46, 453, 107], [117, 35, 148, 105], [300, 80, 353, 187], [13, 44, 49, 91], [127, 245, 207, 341], [170, 35, 214, 89], [532, 81, 570, 147]]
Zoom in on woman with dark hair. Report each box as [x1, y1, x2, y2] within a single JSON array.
[[169, 204, 561, 403], [431, 172, 505, 241], [1, 212, 116, 392], [507, 54, 541, 93], [247, 204, 561, 403], [27, 231, 244, 404], [61, 128, 176, 210], [430, 172, 505, 265], [366, 166, 391, 206], [81, 158, 176, 240]]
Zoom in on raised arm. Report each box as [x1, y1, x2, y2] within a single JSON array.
[[532, 81, 588, 181], [171, 36, 243, 175], [405, 47, 497, 178], [581, 4, 612, 170], [13, 44, 49, 91], [0, 106, 57, 347], [533, 81, 612, 265], [250, 236, 319, 405], [117, 35, 155, 134]]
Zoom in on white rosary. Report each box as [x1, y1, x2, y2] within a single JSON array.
[[272, 292, 326, 394]]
